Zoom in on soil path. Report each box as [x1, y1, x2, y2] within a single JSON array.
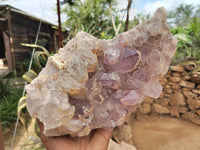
[[4, 116, 200, 150], [131, 115, 200, 150], [3, 118, 39, 150]]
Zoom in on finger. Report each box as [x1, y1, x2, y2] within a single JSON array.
[[90, 128, 113, 150], [36, 118, 53, 148], [36, 118, 44, 132], [36, 118, 47, 140], [95, 128, 113, 141]]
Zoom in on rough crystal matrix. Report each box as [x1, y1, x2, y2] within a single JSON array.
[[26, 7, 178, 137]]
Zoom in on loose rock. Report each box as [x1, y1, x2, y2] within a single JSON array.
[[183, 91, 197, 99], [152, 103, 169, 114], [159, 92, 164, 98], [155, 98, 169, 106], [182, 88, 191, 91], [169, 106, 180, 117], [112, 123, 133, 145], [139, 103, 151, 114], [170, 92, 186, 106], [164, 88, 173, 94], [191, 72, 200, 84], [196, 84, 200, 89], [165, 84, 171, 89], [192, 89, 200, 94], [143, 97, 154, 104], [183, 76, 191, 81], [171, 72, 181, 77], [168, 77, 181, 83], [179, 80, 195, 89], [196, 110, 200, 116], [164, 94, 171, 98], [187, 99, 200, 111], [170, 66, 185, 72], [160, 78, 168, 86], [168, 82, 178, 86], [182, 112, 200, 125], [171, 84, 181, 90], [178, 106, 188, 114]]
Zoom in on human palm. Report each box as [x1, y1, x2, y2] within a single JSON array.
[[37, 119, 112, 150]]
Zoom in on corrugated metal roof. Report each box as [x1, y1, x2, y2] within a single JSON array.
[[0, 5, 57, 26]]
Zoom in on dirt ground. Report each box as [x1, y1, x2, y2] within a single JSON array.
[[3, 115, 200, 150], [131, 115, 200, 150], [3, 118, 42, 150]]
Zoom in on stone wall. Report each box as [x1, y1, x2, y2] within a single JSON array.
[[137, 66, 200, 125]]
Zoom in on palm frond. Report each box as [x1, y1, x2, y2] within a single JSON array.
[[175, 33, 192, 46], [22, 70, 38, 83]]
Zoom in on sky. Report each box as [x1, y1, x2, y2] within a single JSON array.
[[1, 0, 200, 25]]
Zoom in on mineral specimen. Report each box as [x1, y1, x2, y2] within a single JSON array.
[[26, 7, 178, 137]]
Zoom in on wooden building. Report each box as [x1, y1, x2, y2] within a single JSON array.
[[0, 5, 63, 71]]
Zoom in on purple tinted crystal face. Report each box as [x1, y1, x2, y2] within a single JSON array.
[[26, 7, 177, 137], [120, 90, 143, 106], [104, 48, 141, 74], [117, 49, 141, 74], [127, 69, 149, 89], [101, 72, 121, 89], [143, 78, 162, 98], [104, 47, 121, 65], [92, 90, 128, 127], [69, 98, 91, 118], [86, 72, 104, 103]]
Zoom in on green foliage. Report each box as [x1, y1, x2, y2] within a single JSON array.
[[175, 33, 192, 46], [100, 32, 114, 39], [16, 55, 46, 77], [189, 18, 200, 59], [62, 0, 119, 38], [171, 26, 193, 63], [169, 3, 200, 63], [189, 17, 200, 47], [0, 80, 22, 129], [0, 79, 17, 98], [128, 13, 151, 29], [0, 96, 18, 129], [37, 37, 49, 49]]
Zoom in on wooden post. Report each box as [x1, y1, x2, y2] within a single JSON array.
[[0, 117, 5, 150], [7, 7, 16, 75], [57, 0, 63, 48], [3, 31, 12, 70]]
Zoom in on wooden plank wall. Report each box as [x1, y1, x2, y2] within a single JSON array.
[[10, 12, 56, 62]]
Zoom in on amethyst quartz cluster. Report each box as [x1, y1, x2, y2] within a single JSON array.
[[26, 7, 178, 137]]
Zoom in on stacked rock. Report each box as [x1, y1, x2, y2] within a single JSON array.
[[138, 65, 200, 125]]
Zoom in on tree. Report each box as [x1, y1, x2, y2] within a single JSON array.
[[61, 0, 119, 38], [167, 4, 194, 27], [108, 0, 123, 35], [127, 13, 150, 29], [124, 0, 132, 32], [194, 5, 200, 17], [61, 0, 75, 6], [167, 3, 200, 62]]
